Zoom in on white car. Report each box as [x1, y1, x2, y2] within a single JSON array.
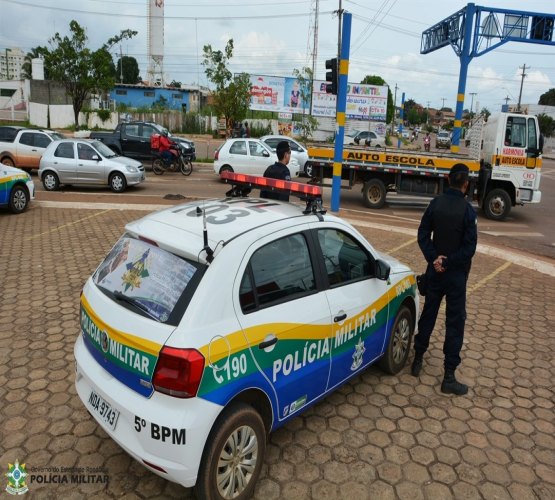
[[214, 138, 300, 177], [343, 130, 385, 148], [74, 174, 418, 498], [259, 135, 309, 173], [38, 139, 145, 193], [0, 163, 35, 213]]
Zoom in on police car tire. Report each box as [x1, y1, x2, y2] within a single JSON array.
[[362, 179, 386, 209], [195, 402, 266, 500], [379, 305, 413, 374], [9, 185, 29, 214], [483, 188, 511, 221]]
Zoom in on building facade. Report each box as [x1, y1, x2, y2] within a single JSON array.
[[0, 47, 25, 80]]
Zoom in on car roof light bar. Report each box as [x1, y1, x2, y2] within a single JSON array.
[[221, 171, 326, 215]]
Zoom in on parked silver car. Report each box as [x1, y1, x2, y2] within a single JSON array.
[[38, 139, 145, 193]]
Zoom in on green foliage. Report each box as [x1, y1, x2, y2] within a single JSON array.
[[152, 95, 169, 110], [202, 39, 251, 135], [480, 107, 491, 120], [292, 66, 318, 141], [361, 75, 394, 124], [249, 122, 272, 138], [43, 20, 137, 129], [168, 80, 182, 88], [96, 109, 111, 122], [21, 46, 50, 80], [538, 88, 555, 106], [116, 56, 141, 84], [537, 113, 555, 138], [182, 112, 210, 134]]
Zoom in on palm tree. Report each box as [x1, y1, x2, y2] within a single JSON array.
[[20, 46, 49, 80]]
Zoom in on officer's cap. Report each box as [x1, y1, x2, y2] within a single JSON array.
[[449, 163, 469, 177]]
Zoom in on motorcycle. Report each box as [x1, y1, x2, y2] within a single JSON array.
[[152, 142, 193, 176], [424, 136, 431, 152]]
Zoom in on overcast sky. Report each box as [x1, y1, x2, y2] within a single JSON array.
[[2, 0, 554, 112]]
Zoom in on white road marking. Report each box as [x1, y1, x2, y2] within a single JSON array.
[[480, 231, 544, 237]]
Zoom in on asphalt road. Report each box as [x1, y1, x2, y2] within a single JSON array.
[[31, 156, 555, 260]]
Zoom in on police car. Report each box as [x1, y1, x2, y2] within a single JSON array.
[[74, 173, 418, 499], [0, 163, 35, 213]]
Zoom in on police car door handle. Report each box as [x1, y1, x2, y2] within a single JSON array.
[[334, 313, 347, 323], [258, 336, 278, 349]]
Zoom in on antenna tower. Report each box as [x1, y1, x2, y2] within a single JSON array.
[[147, 0, 165, 86]]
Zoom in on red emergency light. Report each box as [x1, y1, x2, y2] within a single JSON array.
[[221, 171, 322, 197]]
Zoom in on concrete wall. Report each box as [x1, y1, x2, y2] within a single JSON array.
[[29, 102, 48, 127]]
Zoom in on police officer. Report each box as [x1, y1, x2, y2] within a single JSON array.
[[260, 141, 292, 201], [411, 163, 477, 395]]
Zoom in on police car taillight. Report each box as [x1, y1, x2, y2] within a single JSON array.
[[152, 347, 205, 398]]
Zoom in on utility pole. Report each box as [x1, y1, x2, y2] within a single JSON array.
[[426, 100, 430, 125], [517, 63, 528, 112], [504, 95, 511, 110], [119, 45, 123, 83], [468, 92, 477, 118], [337, 0, 343, 60], [441, 97, 446, 109], [391, 83, 398, 134]]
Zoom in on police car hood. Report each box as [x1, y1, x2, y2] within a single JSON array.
[[1, 163, 27, 176], [376, 251, 412, 275]]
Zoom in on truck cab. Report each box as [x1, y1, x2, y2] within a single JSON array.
[[480, 112, 542, 220]]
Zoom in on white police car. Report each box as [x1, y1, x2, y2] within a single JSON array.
[[74, 173, 418, 499], [0, 163, 35, 213]]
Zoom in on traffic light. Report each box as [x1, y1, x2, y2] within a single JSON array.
[[325, 58, 338, 95]]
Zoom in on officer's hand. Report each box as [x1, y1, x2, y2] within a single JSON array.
[[433, 256, 446, 273]]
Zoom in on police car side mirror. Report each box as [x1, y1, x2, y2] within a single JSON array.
[[375, 259, 391, 281]]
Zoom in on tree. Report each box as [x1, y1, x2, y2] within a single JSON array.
[[361, 75, 394, 124], [45, 20, 136, 128], [168, 80, 182, 88], [21, 46, 50, 80], [538, 88, 555, 106], [537, 113, 555, 137], [292, 66, 318, 141], [202, 39, 251, 135], [480, 107, 491, 120], [116, 56, 141, 84]]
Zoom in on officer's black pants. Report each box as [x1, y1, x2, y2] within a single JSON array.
[[414, 268, 467, 371]]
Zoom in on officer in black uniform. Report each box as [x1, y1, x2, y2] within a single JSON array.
[[260, 141, 292, 201], [411, 163, 477, 395]]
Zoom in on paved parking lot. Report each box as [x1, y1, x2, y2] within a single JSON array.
[[0, 201, 553, 499]]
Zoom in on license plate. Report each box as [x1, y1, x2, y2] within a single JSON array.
[[87, 390, 120, 431]]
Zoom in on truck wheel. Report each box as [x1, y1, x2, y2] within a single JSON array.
[[42, 171, 59, 191], [110, 172, 127, 193], [379, 305, 413, 374], [9, 185, 29, 214], [219, 165, 234, 175], [362, 179, 386, 209], [483, 188, 511, 221], [2, 157, 15, 167], [152, 159, 165, 175], [195, 402, 266, 500]]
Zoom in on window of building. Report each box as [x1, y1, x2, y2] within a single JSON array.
[[172, 93, 183, 99], [0, 88, 16, 97], [144, 91, 155, 97], [115, 90, 127, 95]]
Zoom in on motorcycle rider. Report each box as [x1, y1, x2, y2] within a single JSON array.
[[424, 132, 431, 152], [159, 129, 178, 165]]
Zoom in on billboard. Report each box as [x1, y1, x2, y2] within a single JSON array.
[[249, 75, 310, 114], [312, 80, 388, 122], [248, 74, 388, 122]]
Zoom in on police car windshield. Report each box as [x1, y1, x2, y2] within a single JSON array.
[[92, 236, 200, 324]]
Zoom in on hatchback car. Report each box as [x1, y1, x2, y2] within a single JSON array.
[[260, 135, 309, 173], [74, 174, 418, 498], [0, 163, 35, 213], [214, 138, 300, 177], [39, 139, 145, 193]]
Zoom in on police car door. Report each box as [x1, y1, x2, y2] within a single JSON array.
[[235, 229, 333, 423], [313, 225, 389, 390]]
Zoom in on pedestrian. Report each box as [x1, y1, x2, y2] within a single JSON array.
[[411, 163, 477, 395], [240, 122, 246, 138], [260, 141, 292, 201], [244, 122, 250, 138]]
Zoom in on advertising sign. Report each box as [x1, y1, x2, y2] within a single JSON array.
[[249, 74, 388, 122], [312, 80, 388, 122], [249, 75, 310, 114]]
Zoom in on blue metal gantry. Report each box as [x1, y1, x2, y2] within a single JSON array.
[[421, 3, 555, 152]]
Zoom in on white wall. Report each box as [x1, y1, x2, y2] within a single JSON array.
[[29, 102, 48, 127]]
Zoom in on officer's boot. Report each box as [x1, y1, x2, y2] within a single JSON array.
[[441, 370, 468, 395], [411, 353, 423, 377]]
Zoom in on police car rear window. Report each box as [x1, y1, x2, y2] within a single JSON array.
[[93, 236, 201, 324]]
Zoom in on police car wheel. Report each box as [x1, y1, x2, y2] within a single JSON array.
[[195, 402, 266, 500], [9, 185, 29, 214], [379, 305, 413, 374], [362, 179, 386, 209]]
